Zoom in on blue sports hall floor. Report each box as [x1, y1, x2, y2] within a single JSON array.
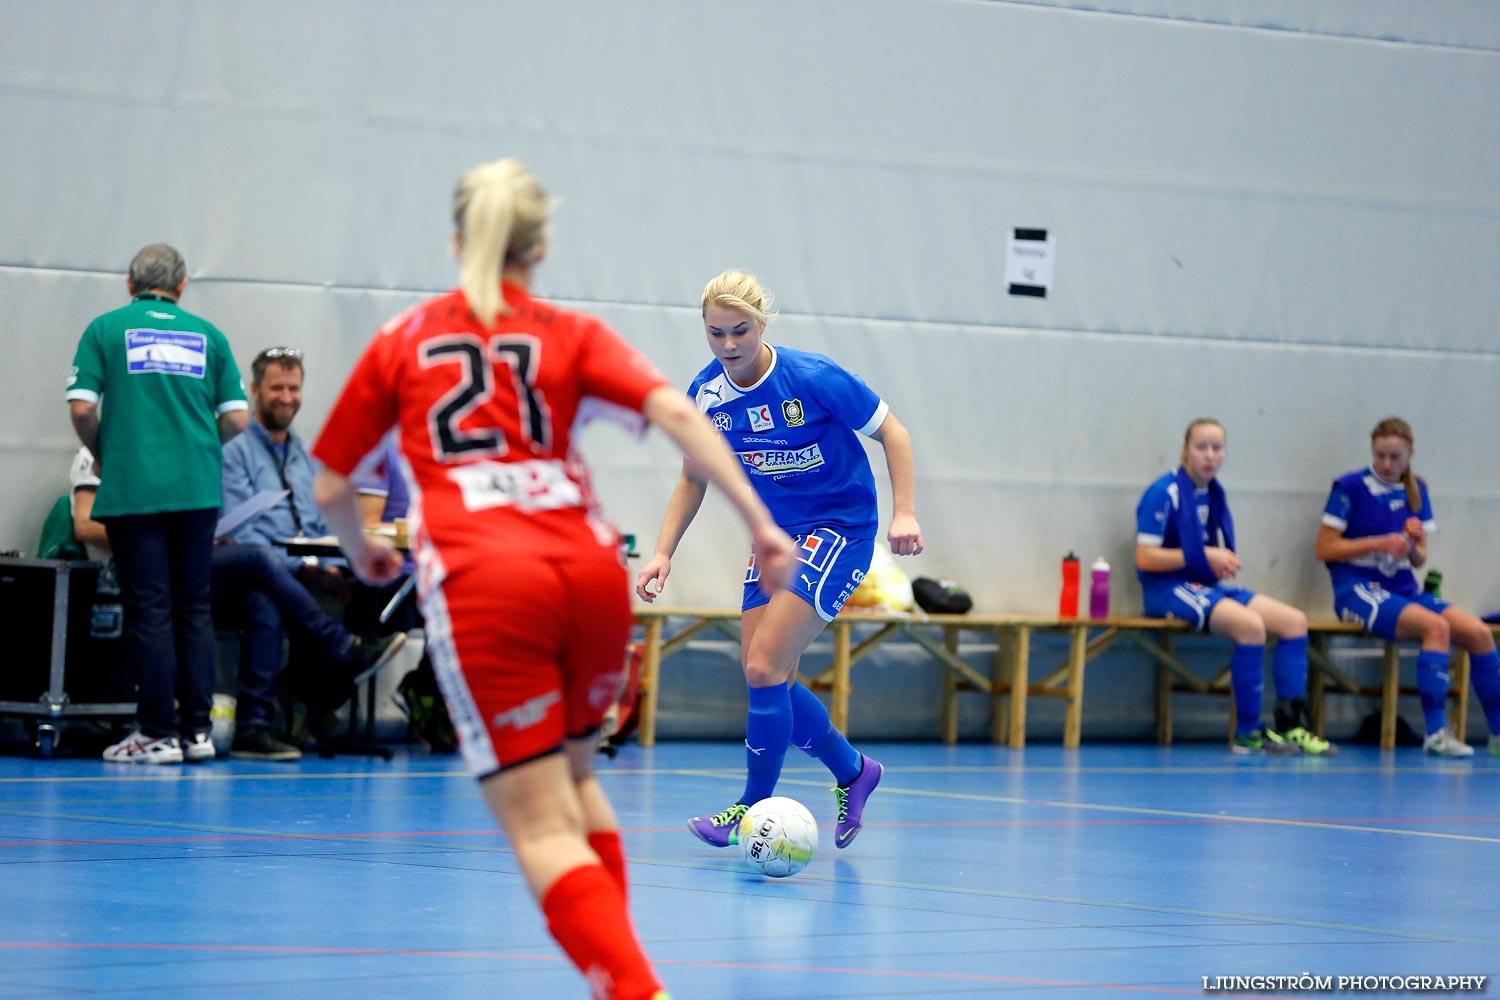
[[0, 740, 1495, 999]]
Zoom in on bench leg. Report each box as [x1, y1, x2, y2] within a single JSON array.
[[940, 627, 959, 745], [1063, 624, 1087, 749], [1154, 633, 1175, 746], [1380, 642, 1400, 750], [991, 627, 1010, 745], [638, 617, 664, 748], [831, 622, 851, 735], [1226, 682, 1237, 748], [1308, 633, 1328, 736], [1452, 649, 1470, 742], [1008, 625, 1030, 749], [1155, 664, 1172, 746]]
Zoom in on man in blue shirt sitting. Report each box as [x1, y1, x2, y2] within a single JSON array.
[[213, 347, 404, 759]]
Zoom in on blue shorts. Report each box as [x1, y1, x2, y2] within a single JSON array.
[[743, 528, 873, 623], [1334, 583, 1449, 641], [1143, 582, 1257, 632]]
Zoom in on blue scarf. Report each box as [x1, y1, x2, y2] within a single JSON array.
[[1175, 466, 1235, 585]]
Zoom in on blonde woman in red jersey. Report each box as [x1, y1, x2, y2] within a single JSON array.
[[311, 158, 797, 1000]]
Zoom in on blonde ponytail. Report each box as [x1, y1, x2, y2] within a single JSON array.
[[452, 158, 550, 327], [1401, 469, 1422, 515]]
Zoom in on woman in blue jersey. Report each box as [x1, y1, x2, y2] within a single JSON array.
[[636, 270, 922, 850], [1136, 418, 1333, 755], [1315, 417, 1500, 757]]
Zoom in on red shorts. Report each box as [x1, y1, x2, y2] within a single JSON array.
[[418, 546, 632, 775]]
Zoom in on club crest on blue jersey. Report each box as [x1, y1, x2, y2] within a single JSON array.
[[712, 412, 733, 432], [781, 398, 805, 427]]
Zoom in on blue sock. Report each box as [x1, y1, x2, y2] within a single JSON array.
[[1416, 650, 1451, 735], [788, 681, 861, 785], [1230, 643, 1266, 736], [1271, 636, 1308, 706], [1467, 650, 1500, 734], [740, 684, 792, 805]]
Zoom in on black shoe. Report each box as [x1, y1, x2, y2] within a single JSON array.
[[393, 667, 458, 755], [230, 728, 303, 761], [349, 633, 408, 685]]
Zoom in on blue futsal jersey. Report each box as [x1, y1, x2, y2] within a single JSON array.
[[1321, 468, 1435, 598], [1135, 471, 1213, 595], [687, 345, 888, 537]]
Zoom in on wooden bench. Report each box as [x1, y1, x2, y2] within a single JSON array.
[[632, 608, 1198, 749], [1133, 620, 1478, 749], [631, 606, 1490, 751]]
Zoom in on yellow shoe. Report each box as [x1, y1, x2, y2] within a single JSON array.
[[1283, 726, 1337, 756]]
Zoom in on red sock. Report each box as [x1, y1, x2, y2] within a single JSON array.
[[541, 864, 662, 1000], [588, 829, 628, 898]]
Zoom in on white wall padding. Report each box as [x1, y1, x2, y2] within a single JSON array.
[[3, 0, 1497, 620]]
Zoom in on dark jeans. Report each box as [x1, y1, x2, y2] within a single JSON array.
[[103, 508, 218, 740], [210, 544, 352, 730]]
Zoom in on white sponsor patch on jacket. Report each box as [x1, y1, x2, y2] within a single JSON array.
[[126, 329, 206, 378]]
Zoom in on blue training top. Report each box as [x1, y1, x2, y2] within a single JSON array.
[[687, 344, 887, 537], [1135, 470, 1215, 597], [1321, 467, 1435, 598]]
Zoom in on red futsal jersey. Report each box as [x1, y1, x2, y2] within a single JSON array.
[[314, 283, 666, 565], [313, 283, 668, 773]]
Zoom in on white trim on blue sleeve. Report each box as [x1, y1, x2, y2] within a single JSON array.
[[857, 400, 889, 437], [1321, 513, 1348, 531], [1137, 533, 1164, 546]]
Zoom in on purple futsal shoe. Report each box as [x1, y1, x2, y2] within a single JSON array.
[[833, 754, 883, 849], [687, 802, 749, 848]]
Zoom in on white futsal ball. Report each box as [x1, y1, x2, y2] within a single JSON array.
[[738, 796, 818, 878]]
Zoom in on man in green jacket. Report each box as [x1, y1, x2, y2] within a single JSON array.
[[65, 244, 249, 763]]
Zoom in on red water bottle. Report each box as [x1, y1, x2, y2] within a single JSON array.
[[1059, 551, 1080, 619]]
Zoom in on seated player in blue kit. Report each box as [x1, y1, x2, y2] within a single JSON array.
[[1315, 417, 1500, 757], [1136, 419, 1333, 755]]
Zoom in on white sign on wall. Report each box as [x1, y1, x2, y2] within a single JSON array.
[[1005, 227, 1055, 298]]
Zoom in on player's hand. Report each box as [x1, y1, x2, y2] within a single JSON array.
[[1206, 547, 1241, 579], [888, 512, 924, 556], [1373, 533, 1413, 558], [348, 537, 405, 587], [635, 554, 673, 602], [1403, 517, 1425, 543], [749, 524, 797, 594]]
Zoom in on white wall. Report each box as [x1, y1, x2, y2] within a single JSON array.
[[3, 0, 1497, 624]]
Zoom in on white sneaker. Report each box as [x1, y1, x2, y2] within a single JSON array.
[[182, 732, 216, 762], [103, 730, 184, 765], [1423, 727, 1475, 758]]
